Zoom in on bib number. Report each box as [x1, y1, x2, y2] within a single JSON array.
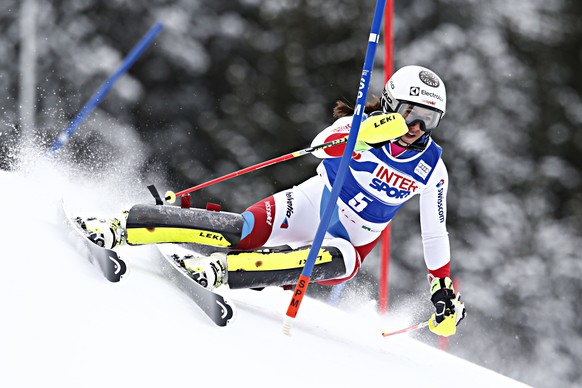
[[348, 192, 371, 212]]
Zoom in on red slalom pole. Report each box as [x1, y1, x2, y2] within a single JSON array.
[[381, 320, 429, 337], [379, 224, 391, 312], [379, 0, 394, 315], [164, 137, 348, 202]]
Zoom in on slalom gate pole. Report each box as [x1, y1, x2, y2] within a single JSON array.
[[282, 0, 386, 335], [164, 136, 348, 203], [379, 0, 394, 315], [50, 22, 164, 154]]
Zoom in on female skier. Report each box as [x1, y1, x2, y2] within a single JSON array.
[[78, 65, 465, 336]]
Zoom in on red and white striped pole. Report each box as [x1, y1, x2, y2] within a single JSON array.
[[378, 0, 394, 314]]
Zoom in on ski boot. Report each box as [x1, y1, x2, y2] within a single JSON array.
[[75, 213, 127, 249], [174, 252, 228, 290]]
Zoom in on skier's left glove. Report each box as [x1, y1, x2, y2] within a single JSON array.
[[428, 277, 466, 337], [355, 112, 408, 152]]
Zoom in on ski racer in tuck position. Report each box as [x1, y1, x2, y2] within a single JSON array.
[[77, 65, 466, 336]]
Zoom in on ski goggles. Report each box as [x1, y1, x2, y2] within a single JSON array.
[[395, 101, 443, 132]]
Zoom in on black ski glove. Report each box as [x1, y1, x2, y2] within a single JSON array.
[[428, 277, 466, 336]]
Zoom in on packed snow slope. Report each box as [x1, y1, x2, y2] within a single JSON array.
[[0, 153, 529, 388]]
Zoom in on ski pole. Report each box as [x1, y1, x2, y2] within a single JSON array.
[[282, 0, 387, 336], [164, 136, 348, 203], [164, 110, 406, 203], [381, 320, 430, 337], [50, 22, 163, 154]]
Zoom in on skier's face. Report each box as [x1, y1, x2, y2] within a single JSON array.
[[393, 101, 442, 148], [396, 121, 425, 147]]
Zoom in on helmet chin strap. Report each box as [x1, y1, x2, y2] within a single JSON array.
[[394, 137, 414, 147], [393, 131, 432, 152]]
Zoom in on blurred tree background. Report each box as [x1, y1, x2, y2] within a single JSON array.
[[1, 0, 581, 386]]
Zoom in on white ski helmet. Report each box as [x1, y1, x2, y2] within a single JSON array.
[[381, 65, 446, 133]]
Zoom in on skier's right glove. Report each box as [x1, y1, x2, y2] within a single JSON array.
[[355, 112, 408, 152], [428, 277, 466, 337]]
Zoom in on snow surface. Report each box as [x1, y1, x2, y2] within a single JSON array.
[[0, 153, 529, 388]]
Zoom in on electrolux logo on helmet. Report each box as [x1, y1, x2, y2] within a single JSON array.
[[421, 89, 444, 102], [409, 87, 444, 102]]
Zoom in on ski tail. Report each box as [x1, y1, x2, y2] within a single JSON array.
[[59, 200, 128, 282], [156, 243, 236, 327]]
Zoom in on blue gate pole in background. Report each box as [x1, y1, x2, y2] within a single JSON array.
[[50, 22, 163, 154]]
